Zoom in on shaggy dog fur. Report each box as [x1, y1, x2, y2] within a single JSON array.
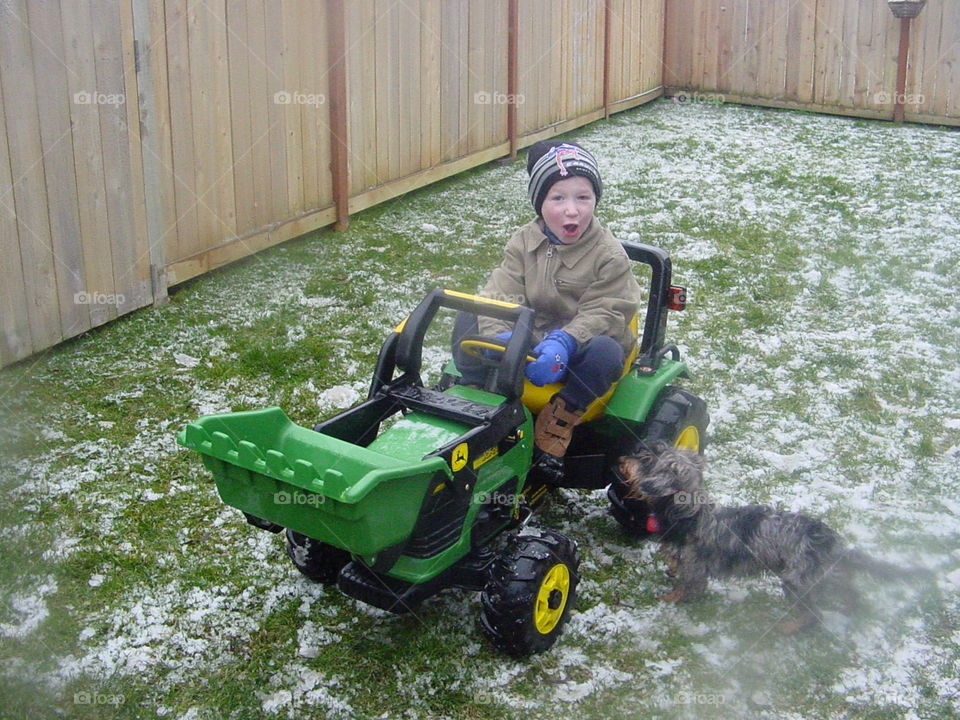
[[618, 443, 900, 633]]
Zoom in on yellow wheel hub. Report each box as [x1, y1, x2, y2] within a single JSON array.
[[675, 425, 700, 452], [534, 563, 570, 634]]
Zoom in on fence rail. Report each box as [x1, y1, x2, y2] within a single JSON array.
[[1, 0, 957, 367]]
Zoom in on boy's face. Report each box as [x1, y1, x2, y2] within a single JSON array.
[[540, 175, 596, 244]]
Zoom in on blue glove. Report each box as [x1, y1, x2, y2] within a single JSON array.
[[481, 331, 513, 359], [525, 330, 577, 386]]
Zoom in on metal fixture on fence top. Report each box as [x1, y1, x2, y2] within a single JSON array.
[[887, 0, 927, 19], [888, 0, 927, 122]]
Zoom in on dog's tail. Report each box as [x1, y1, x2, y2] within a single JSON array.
[[839, 548, 934, 582]]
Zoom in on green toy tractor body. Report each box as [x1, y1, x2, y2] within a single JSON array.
[[177, 241, 709, 655]]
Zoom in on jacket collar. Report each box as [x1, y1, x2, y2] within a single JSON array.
[[524, 218, 603, 268]]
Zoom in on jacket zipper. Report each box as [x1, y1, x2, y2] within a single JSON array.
[[543, 246, 555, 295]]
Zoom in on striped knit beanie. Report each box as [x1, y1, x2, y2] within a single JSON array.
[[526, 140, 602, 216]]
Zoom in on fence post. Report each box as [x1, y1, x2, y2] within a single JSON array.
[[603, 0, 612, 119], [888, 0, 927, 123], [327, 0, 350, 231], [507, 0, 519, 160], [893, 17, 911, 123]]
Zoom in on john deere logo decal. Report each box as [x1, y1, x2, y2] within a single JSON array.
[[451, 443, 469, 472]]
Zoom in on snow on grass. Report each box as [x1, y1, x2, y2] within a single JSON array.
[[0, 576, 57, 639], [1, 99, 958, 719]]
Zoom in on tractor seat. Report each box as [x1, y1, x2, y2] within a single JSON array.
[[520, 313, 639, 422]]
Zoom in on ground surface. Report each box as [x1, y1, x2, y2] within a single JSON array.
[[1, 99, 958, 719]]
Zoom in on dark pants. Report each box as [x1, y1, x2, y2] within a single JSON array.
[[451, 311, 625, 411]]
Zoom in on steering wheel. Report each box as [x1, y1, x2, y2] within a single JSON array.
[[459, 336, 537, 367]]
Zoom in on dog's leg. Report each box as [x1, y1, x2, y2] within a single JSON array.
[[778, 578, 821, 634], [659, 544, 681, 578], [660, 548, 708, 603]]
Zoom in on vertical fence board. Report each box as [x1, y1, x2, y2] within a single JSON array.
[[296, 0, 317, 209], [164, 0, 201, 267], [649, 0, 666, 93], [635, 0, 648, 96], [795, 0, 817, 103], [226, 0, 256, 236], [373, 1, 396, 184], [419, 0, 443, 169], [117, 0, 153, 311], [764, 0, 786, 98], [61, 0, 118, 327], [347, 0, 376, 193], [246, 0, 274, 231], [26, 0, 89, 338], [402, 5, 423, 177], [467, 1, 485, 156], [609, 0, 625, 99], [716, 0, 734, 94], [944, 2, 960, 116], [1, 0, 62, 352], [0, 78, 33, 365], [132, 0, 175, 304], [281, 0, 305, 214], [854, 0, 874, 105], [515, 0, 538, 134], [92, 0, 144, 315], [264, 0, 290, 223], [185, 0, 219, 257], [447, 0, 470, 157], [301, 0, 332, 211]]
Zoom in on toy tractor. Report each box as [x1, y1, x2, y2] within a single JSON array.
[[177, 240, 708, 656]]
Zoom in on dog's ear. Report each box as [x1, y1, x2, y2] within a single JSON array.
[[635, 471, 684, 499], [617, 452, 657, 482], [617, 456, 640, 483]]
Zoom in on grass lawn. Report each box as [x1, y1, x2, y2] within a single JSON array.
[[1, 98, 958, 720]]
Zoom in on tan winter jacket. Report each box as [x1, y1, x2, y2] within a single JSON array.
[[478, 218, 642, 353]]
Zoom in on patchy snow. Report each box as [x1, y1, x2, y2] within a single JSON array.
[[0, 576, 58, 639], [258, 665, 354, 717], [316, 383, 362, 412], [1, 99, 958, 719], [173, 353, 200, 368]]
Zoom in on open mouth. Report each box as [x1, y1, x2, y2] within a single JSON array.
[[562, 223, 579, 237]]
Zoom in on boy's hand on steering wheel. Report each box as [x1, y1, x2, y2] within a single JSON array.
[[525, 330, 577, 386]]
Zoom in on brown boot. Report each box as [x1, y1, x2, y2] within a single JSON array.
[[534, 395, 584, 458]]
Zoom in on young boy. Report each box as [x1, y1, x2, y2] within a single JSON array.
[[456, 140, 642, 477]]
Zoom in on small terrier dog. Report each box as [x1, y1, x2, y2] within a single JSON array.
[[618, 442, 898, 633]]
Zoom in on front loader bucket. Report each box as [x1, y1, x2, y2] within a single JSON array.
[[177, 407, 449, 557]]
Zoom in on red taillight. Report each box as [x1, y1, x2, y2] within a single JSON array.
[[668, 285, 687, 311]]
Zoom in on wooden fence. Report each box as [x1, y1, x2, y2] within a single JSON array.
[[0, 0, 664, 367], [663, 0, 960, 123], [1, 0, 957, 367]]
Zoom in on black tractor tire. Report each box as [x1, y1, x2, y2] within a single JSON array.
[[480, 528, 580, 656], [607, 386, 709, 537], [285, 529, 351, 584], [641, 385, 710, 452]]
